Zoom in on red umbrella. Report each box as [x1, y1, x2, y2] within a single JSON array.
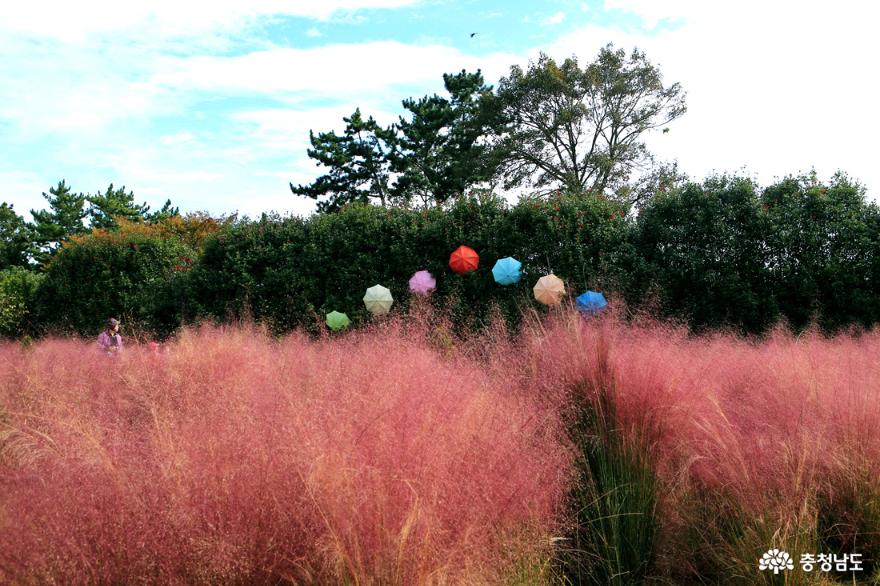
[[449, 245, 479, 274]]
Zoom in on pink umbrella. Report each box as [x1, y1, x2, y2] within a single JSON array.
[[409, 270, 436, 295]]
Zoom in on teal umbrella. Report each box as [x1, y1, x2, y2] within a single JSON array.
[[326, 311, 350, 331], [492, 256, 522, 286]]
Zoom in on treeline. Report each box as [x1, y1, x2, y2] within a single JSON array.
[[290, 44, 686, 212], [3, 45, 877, 338], [2, 171, 877, 339], [0, 180, 231, 337], [1, 180, 179, 269]]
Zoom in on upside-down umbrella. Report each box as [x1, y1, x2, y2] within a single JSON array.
[[576, 290, 608, 314], [409, 270, 436, 295], [449, 245, 479, 274], [492, 256, 522, 286], [363, 284, 393, 315], [325, 310, 350, 331], [533, 274, 566, 306]]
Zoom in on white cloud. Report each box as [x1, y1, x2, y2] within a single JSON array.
[[0, 170, 52, 221], [151, 42, 517, 98], [602, 0, 694, 29], [160, 132, 197, 146], [542, 11, 567, 26], [5, 0, 878, 223], [548, 0, 880, 196], [0, 0, 422, 41], [0, 33, 520, 218]]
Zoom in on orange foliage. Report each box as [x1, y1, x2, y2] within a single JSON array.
[[66, 213, 235, 252]]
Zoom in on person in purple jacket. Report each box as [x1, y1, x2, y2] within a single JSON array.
[[97, 318, 123, 355]]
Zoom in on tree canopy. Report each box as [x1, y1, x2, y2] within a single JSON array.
[[87, 183, 153, 230], [291, 70, 505, 212], [0, 204, 36, 270], [492, 45, 686, 200], [3, 180, 178, 267], [391, 70, 503, 206], [292, 45, 686, 212], [290, 108, 398, 213], [29, 180, 89, 263]]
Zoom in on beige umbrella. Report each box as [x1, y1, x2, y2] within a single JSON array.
[[363, 284, 393, 315], [533, 274, 566, 306]]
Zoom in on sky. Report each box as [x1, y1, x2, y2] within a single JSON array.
[[1, 0, 878, 219]]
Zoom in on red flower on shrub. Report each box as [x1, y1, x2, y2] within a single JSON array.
[[174, 256, 194, 273]]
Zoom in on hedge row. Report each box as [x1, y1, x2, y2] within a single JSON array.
[[185, 192, 634, 335], [31, 231, 195, 337], [21, 173, 880, 338]]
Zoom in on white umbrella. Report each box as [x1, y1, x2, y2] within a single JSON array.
[[363, 284, 394, 315]]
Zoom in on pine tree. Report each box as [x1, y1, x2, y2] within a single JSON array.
[[29, 180, 88, 263], [87, 183, 151, 229], [0, 203, 37, 269], [291, 72, 507, 212], [290, 109, 398, 213], [147, 199, 180, 223], [392, 70, 503, 206]]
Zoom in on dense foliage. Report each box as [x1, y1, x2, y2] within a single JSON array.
[[636, 172, 880, 332], [188, 193, 632, 334], [636, 176, 779, 332], [0, 204, 36, 270], [761, 171, 880, 331], [292, 44, 684, 210], [195, 172, 880, 338], [0, 267, 42, 338], [31, 228, 195, 337], [2, 171, 877, 339]]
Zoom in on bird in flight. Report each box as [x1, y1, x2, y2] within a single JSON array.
[[470, 32, 478, 38]]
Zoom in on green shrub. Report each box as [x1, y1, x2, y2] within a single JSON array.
[[0, 267, 43, 338], [187, 193, 633, 335], [762, 172, 880, 332], [636, 176, 779, 334], [29, 173, 880, 337], [31, 230, 196, 337]]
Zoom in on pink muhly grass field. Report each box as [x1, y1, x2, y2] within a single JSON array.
[[523, 312, 880, 489], [2, 311, 880, 584], [522, 312, 880, 580], [0, 323, 568, 585]]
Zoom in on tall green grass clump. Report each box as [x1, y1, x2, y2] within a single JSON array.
[[536, 320, 660, 585]]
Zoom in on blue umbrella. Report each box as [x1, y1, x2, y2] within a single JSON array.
[[492, 256, 522, 286], [576, 291, 608, 314]]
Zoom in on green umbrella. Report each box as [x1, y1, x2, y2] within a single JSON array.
[[363, 284, 393, 315], [326, 310, 350, 331]]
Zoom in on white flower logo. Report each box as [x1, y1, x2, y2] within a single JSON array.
[[759, 549, 794, 574]]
